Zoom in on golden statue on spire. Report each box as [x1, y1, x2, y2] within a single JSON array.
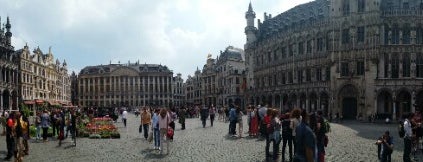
[[207, 53, 212, 59]]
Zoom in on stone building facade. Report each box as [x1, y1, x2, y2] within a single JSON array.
[[16, 45, 71, 107], [78, 63, 174, 108], [184, 68, 202, 105], [172, 73, 185, 107], [0, 17, 19, 110], [185, 46, 246, 108], [216, 46, 246, 107], [244, 0, 423, 120]]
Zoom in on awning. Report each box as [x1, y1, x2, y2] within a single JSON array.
[[48, 100, 60, 106], [35, 99, 44, 104], [24, 101, 35, 105]]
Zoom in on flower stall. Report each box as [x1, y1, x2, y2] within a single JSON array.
[[86, 117, 120, 138]]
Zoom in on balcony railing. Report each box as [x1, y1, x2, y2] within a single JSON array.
[[382, 9, 423, 17]]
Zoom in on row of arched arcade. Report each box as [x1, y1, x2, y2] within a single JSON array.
[[248, 91, 330, 116]]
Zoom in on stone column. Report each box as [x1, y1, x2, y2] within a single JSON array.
[[393, 95, 396, 121], [0, 93, 3, 111]]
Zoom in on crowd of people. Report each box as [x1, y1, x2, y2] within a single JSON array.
[[231, 105, 330, 162]]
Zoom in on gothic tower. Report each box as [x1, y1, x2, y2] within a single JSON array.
[[245, 2, 257, 44], [5, 17, 12, 46]]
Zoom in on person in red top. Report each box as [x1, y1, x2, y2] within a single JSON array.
[[4, 112, 15, 160]]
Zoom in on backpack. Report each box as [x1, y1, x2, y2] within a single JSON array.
[[399, 121, 405, 138], [321, 118, 331, 134], [282, 119, 292, 135]]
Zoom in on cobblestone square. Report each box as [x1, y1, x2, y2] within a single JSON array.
[[0, 114, 419, 162]]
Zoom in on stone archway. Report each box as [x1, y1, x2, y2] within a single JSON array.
[[289, 93, 297, 109], [377, 90, 393, 117], [268, 95, 273, 107], [309, 92, 318, 112], [339, 84, 358, 119], [275, 94, 281, 110], [397, 90, 411, 119], [299, 93, 306, 110], [3, 90, 9, 110], [320, 92, 329, 116]]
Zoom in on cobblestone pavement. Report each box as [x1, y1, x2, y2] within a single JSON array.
[[0, 114, 422, 162]]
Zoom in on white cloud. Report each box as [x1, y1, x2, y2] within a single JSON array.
[[0, 0, 313, 79]]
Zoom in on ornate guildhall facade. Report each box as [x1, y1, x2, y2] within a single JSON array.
[[0, 17, 19, 110], [244, 0, 423, 120], [16, 46, 71, 107], [78, 63, 174, 107]]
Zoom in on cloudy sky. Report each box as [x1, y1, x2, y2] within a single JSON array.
[[0, 0, 312, 79]]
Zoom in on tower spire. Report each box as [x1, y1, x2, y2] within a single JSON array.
[[5, 16, 12, 46], [245, 2, 257, 44], [248, 1, 253, 12]]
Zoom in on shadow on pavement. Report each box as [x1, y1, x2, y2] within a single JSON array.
[[142, 148, 167, 160], [333, 120, 404, 153]]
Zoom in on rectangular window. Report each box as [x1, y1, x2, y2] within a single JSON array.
[[403, 27, 411, 44], [391, 56, 399, 78], [343, 0, 350, 16], [281, 72, 286, 84], [356, 61, 365, 75], [298, 42, 304, 55], [357, 26, 365, 43], [307, 40, 312, 54], [288, 72, 293, 83], [297, 70, 303, 83], [274, 50, 278, 61], [281, 47, 287, 58], [268, 52, 272, 62], [403, 54, 411, 77], [342, 29, 350, 44], [289, 44, 294, 56], [417, 55, 423, 78], [384, 54, 389, 78], [316, 68, 322, 81], [392, 26, 400, 44], [317, 38, 324, 51], [326, 67, 331, 81], [341, 62, 349, 77], [358, 0, 365, 12], [306, 69, 311, 82]]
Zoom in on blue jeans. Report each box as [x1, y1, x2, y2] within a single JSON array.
[[154, 128, 160, 147], [36, 126, 41, 139]]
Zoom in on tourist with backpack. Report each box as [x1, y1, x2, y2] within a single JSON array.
[[281, 112, 293, 162], [316, 110, 329, 162]]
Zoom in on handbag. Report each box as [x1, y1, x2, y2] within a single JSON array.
[[166, 114, 174, 138], [139, 124, 142, 133]]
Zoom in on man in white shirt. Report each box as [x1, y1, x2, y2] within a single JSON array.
[[122, 109, 128, 127], [403, 113, 413, 162]]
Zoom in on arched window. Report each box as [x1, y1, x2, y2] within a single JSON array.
[[403, 24, 411, 44], [391, 55, 399, 78], [417, 25, 423, 44], [417, 54, 423, 78], [403, 53, 411, 77], [392, 24, 400, 44], [384, 53, 389, 78], [384, 24, 390, 45], [343, 0, 350, 16]]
